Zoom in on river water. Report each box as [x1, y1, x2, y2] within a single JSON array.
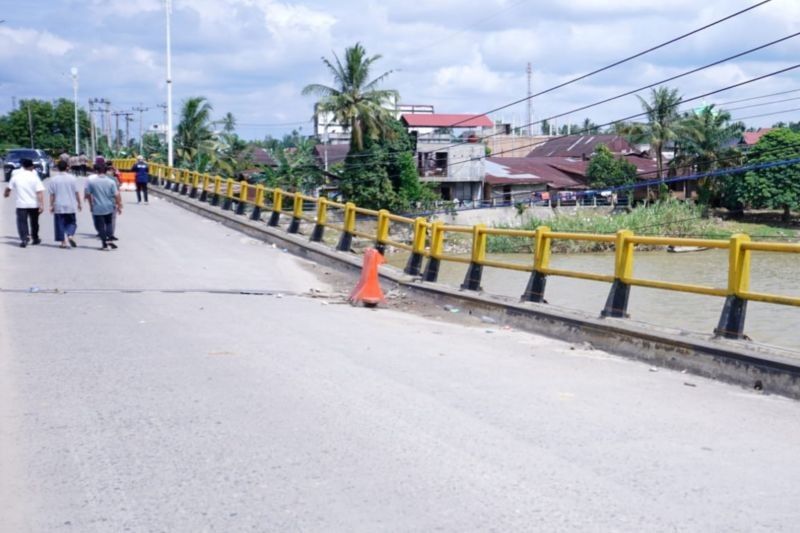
[[386, 249, 800, 352]]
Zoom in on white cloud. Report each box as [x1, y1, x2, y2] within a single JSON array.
[[0, 27, 74, 58]]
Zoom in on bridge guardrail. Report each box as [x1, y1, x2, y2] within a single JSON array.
[[113, 160, 800, 343]]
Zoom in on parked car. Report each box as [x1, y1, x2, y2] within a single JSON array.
[[3, 148, 52, 181]]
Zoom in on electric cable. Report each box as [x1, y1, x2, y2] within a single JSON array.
[[413, 0, 774, 133]]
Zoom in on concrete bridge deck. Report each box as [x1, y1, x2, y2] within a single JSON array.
[[2, 186, 799, 531]]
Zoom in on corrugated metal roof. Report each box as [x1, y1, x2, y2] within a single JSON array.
[[484, 157, 586, 189], [742, 128, 773, 146], [401, 113, 493, 128], [526, 134, 636, 158]]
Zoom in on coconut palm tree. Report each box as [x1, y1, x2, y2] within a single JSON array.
[[175, 96, 214, 165], [302, 42, 398, 151], [672, 105, 744, 205], [637, 87, 683, 180]]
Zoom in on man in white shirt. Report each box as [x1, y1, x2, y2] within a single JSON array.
[[4, 158, 45, 248]]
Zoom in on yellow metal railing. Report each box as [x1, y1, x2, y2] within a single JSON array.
[[114, 160, 800, 340]]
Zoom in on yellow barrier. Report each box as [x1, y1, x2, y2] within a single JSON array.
[[113, 160, 800, 340]]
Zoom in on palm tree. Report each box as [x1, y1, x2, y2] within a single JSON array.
[[637, 87, 683, 181], [175, 96, 214, 165], [302, 42, 398, 151], [672, 105, 744, 205], [217, 112, 236, 134]]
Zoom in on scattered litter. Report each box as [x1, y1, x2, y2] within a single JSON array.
[[485, 330, 494, 334], [276, 294, 283, 298], [681, 369, 687, 374], [501, 325, 512, 331], [28, 286, 40, 293], [138, 320, 146, 324], [649, 367, 659, 373], [271, 243, 276, 248], [443, 304, 460, 313], [281, 248, 288, 253], [683, 382, 697, 388], [480, 316, 497, 324], [321, 301, 329, 305]]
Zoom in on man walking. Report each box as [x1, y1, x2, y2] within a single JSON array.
[[131, 155, 149, 204], [3, 158, 45, 248], [48, 160, 82, 248], [85, 160, 122, 250]]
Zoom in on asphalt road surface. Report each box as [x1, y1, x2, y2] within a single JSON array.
[[2, 184, 800, 532]]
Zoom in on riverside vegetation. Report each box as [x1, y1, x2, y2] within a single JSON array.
[[486, 200, 797, 254]]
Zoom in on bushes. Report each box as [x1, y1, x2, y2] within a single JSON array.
[[487, 200, 732, 254]]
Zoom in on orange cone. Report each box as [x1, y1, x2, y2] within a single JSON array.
[[349, 248, 386, 307]]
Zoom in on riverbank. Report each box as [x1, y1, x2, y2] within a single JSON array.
[[487, 200, 799, 253]]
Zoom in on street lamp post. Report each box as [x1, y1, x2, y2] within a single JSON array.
[[165, 0, 174, 168], [70, 67, 79, 154]]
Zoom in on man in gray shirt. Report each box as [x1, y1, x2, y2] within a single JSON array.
[[85, 161, 122, 250], [47, 160, 82, 248]]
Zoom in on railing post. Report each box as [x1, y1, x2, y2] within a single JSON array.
[[375, 209, 390, 254], [715, 234, 751, 339], [522, 226, 551, 302], [199, 174, 210, 202], [172, 169, 182, 192], [423, 221, 445, 282], [404, 217, 428, 276], [222, 179, 234, 210], [210, 176, 222, 206], [236, 181, 248, 215], [268, 189, 283, 226], [251, 184, 265, 220], [189, 172, 200, 198], [310, 198, 328, 242], [179, 169, 189, 195], [288, 194, 303, 233], [336, 202, 356, 251], [461, 224, 486, 291], [164, 167, 173, 189], [602, 229, 634, 318]]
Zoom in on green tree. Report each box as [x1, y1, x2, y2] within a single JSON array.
[[141, 132, 166, 162], [339, 118, 436, 211], [586, 144, 638, 189], [637, 86, 682, 180], [722, 128, 800, 221], [302, 42, 398, 151], [671, 105, 744, 205], [262, 138, 323, 193], [0, 99, 90, 153], [175, 96, 214, 165], [218, 112, 236, 134]]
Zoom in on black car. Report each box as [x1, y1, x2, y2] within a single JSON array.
[[3, 149, 52, 181]]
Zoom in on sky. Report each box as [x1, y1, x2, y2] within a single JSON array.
[[1, 0, 799, 141]]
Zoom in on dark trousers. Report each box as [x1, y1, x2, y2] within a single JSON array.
[[54, 213, 77, 242], [16, 208, 40, 243], [92, 213, 114, 246], [136, 182, 149, 203]]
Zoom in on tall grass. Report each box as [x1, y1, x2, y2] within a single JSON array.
[[487, 200, 736, 254]]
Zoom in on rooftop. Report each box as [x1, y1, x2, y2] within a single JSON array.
[[401, 113, 493, 129]]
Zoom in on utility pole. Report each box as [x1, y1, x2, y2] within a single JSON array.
[[526, 63, 532, 137], [133, 104, 150, 154], [124, 113, 134, 149], [11, 96, 16, 110], [165, 0, 174, 167], [112, 111, 122, 152], [70, 67, 80, 154], [27, 102, 34, 148]]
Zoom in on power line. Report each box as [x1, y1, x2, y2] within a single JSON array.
[[732, 106, 800, 122], [414, 0, 774, 133], [714, 87, 800, 106], [442, 62, 800, 168], [725, 96, 800, 112], [421, 30, 800, 155]]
